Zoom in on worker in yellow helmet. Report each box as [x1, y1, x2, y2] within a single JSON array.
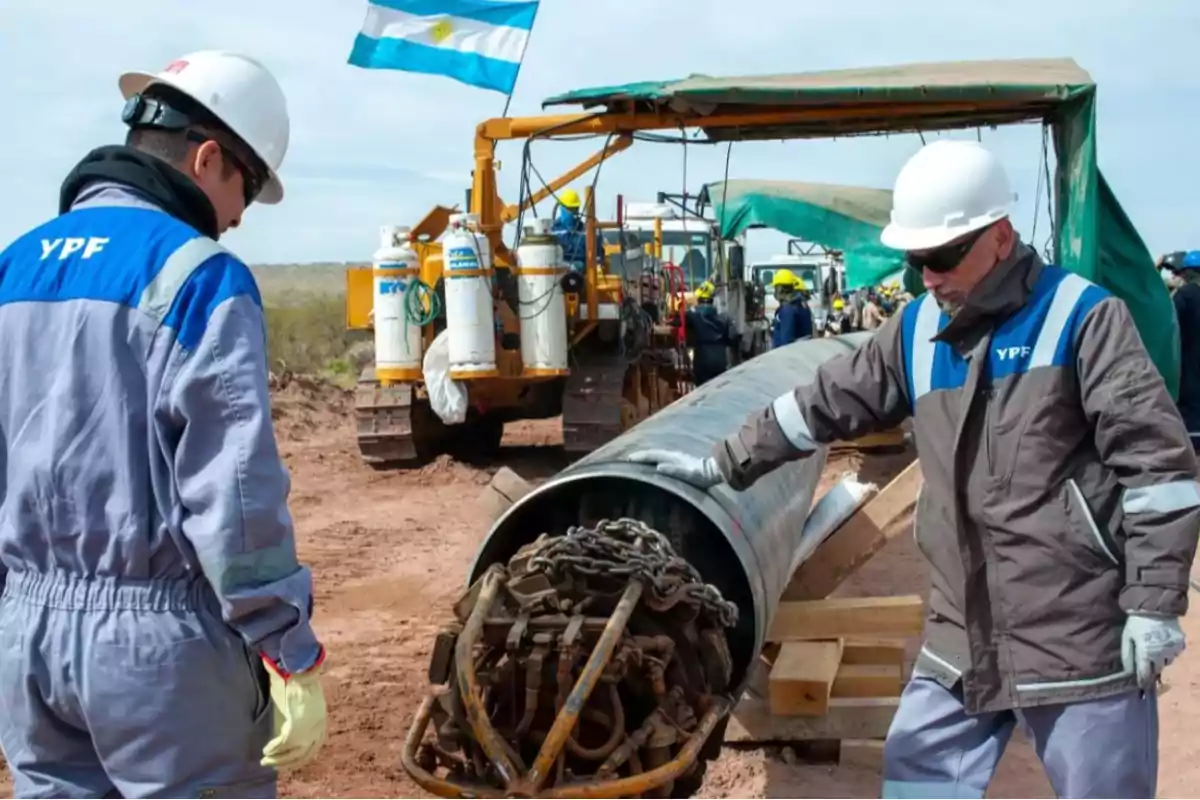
[[685, 280, 739, 386], [824, 296, 847, 336], [551, 187, 597, 271], [770, 269, 813, 348]]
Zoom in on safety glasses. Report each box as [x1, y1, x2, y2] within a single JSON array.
[[905, 223, 994, 274], [184, 130, 265, 206]]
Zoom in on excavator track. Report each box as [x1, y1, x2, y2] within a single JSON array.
[[354, 367, 423, 467], [354, 367, 509, 468], [562, 352, 628, 456]]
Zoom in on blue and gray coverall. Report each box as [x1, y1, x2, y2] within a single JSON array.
[[770, 296, 814, 348], [0, 157, 318, 798]]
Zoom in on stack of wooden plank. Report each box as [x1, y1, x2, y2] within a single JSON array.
[[727, 459, 925, 770]]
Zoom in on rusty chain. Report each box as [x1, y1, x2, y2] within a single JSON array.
[[525, 517, 739, 629]]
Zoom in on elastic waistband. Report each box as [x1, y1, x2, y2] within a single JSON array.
[[3, 570, 213, 612]]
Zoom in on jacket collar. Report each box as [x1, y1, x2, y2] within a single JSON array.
[[934, 239, 1043, 346], [59, 145, 220, 239]]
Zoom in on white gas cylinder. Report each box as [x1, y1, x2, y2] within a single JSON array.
[[443, 213, 498, 378], [372, 224, 422, 384], [461, 213, 493, 271], [515, 219, 569, 375]]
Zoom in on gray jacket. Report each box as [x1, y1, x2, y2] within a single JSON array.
[[0, 183, 320, 674], [714, 242, 1200, 712]]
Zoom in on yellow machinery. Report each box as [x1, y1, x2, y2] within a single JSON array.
[[345, 134, 715, 466]]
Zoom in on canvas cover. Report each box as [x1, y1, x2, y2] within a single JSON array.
[[702, 179, 904, 290], [543, 58, 1178, 395]]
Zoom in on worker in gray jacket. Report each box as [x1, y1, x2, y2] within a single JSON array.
[[0, 51, 326, 797], [630, 139, 1198, 798]]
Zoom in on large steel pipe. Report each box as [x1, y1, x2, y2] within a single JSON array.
[[470, 332, 873, 694]]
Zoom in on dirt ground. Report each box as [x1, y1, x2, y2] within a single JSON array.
[[2, 376, 1199, 798]]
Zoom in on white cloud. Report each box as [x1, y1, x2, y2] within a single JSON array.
[[1, 0, 1196, 265]]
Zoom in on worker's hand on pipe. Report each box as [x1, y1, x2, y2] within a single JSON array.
[[1121, 613, 1186, 689], [627, 449, 725, 489], [261, 648, 329, 771]]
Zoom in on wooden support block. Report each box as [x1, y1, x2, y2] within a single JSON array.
[[842, 638, 907, 666], [784, 459, 923, 601], [833, 663, 903, 698], [728, 695, 900, 743], [768, 640, 844, 716], [475, 467, 532, 523], [839, 739, 886, 771], [768, 596, 925, 642]]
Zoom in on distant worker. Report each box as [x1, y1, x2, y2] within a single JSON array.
[[861, 289, 885, 330], [770, 268, 813, 347], [847, 288, 864, 331], [824, 297, 846, 335], [551, 188, 599, 271], [1159, 251, 1186, 291], [685, 280, 740, 386], [629, 139, 1197, 798], [1167, 250, 1200, 450], [0, 51, 327, 798]]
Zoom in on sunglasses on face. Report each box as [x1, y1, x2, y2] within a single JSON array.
[[183, 130, 265, 206], [905, 223, 994, 274]]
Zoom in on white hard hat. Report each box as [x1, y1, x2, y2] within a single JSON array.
[[880, 139, 1017, 252], [119, 51, 290, 204]]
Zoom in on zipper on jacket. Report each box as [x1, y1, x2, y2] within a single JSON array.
[[1066, 479, 1120, 565]]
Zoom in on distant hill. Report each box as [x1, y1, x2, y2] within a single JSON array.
[[250, 262, 354, 304]]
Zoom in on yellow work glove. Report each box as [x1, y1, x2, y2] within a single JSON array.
[[261, 648, 328, 770]]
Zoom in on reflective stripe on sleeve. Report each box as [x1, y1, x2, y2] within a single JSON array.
[[771, 391, 817, 452], [1123, 480, 1200, 515]]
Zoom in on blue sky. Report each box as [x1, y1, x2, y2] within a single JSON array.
[[1, 0, 1196, 266]]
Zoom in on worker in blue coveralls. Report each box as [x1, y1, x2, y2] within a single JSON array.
[[0, 51, 327, 798], [685, 280, 740, 386], [770, 267, 814, 347], [552, 187, 600, 271]]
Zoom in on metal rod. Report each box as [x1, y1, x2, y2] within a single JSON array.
[[453, 570, 520, 787], [516, 581, 644, 794], [402, 695, 506, 799], [480, 99, 1043, 142], [543, 699, 732, 799]]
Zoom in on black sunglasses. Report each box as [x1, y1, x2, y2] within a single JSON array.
[[183, 130, 264, 206], [122, 94, 266, 206], [905, 223, 995, 274]]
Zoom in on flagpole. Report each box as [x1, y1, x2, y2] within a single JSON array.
[[501, 0, 540, 118]]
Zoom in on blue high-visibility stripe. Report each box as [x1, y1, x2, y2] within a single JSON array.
[[366, 0, 539, 30], [0, 205, 261, 352], [0, 207, 198, 309], [930, 336, 968, 393], [163, 255, 262, 351], [900, 265, 1112, 401], [1047, 282, 1108, 369], [348, 33, 521, 94], [987, 266, 1065, 382]]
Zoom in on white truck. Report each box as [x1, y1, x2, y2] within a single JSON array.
[[603, 199, 770, 359], [745, 245, 846, 342]]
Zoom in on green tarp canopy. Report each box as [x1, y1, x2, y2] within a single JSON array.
[[700, 179, 905, 290], [544, 57, 1180, 397]]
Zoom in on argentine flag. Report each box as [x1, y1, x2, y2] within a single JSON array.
[[349, 0, 540, 95]]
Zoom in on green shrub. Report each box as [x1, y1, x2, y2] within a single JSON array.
[[263, 295, 369, 376]]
